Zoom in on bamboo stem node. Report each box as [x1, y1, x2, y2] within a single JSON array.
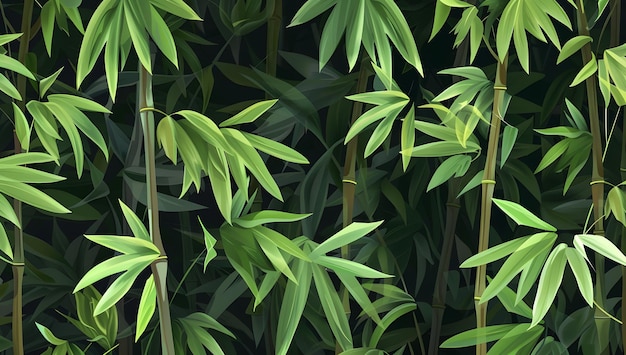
[[481, 179, 496, 185], [342, 179, 357, 185], [493, 85, 507, 90], [590, 180, 606, 185]]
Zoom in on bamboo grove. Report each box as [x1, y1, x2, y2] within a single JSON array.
[[0, 0, 625, 354]]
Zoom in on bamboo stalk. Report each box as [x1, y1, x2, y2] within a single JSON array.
[[138, 65, 174, 354], [575, 1, 609, 353], [428, 29, 470, 355], [474, 57, 507, 355], [12, 1, 34, 353]]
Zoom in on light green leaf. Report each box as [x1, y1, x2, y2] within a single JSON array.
[[255, 232, 298, 283], [311, 265, 353, 351], [314, 255, 392, 278], [500, 125, 518, 168], [234, 210, 311, 228], [605, 186, 626, 227], [146, 4, 178, 66], [252, 226, 310, 261], [288, 0, 336, 27], [427, 155, 471, 192], [573, 234, 626, 266], [0, 53, 35, 80], [176, 110, 228, 150], [276, 259, 311, 355], [430, 1, 451, 40], [531, 243, 568, 327], [403, 140, 480, 158], [0, 74, 21, 100], [151, 0, 202, 20], [400, 105, 416, 171], [0, 33, 23, 47], [368, 302, 416, 348], [346, 90, 409, 106], [557, 35, 592, 64], [219, 99, 278, 127], [460, 235, 530, 268], [73, 254, 153, 293], [118, 200, 150, 241], [39, 67, 64, 98], [565, 248, 593, 307], [12, 103, 30, 151], [36, 323, 67, 346], [0, 180, 70, 214], [241, 133, 309, 164], [95, 262, 148, 315], [441, 324, 519, 348], [311, 221, 383, 258], [570, 53, 597, 87], [85, 235, 159, 255], [123, 0, 151, 72], [0, 152, 56, 165], [0, 194, 20, 228], [0, 224, 12, 260], [335, 271, 381, 324], [135, 274, 156, 341], [492, 198, 556, 231], [345, 98, 408, 144], [104, 4, 122, 100], [156, 116, 178, 163], [199, 218, 217, 272], [489, 276, 533, 319]]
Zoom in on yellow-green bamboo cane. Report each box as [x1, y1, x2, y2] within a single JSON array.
[[138, 65, 175, 354], [474, 56, 507, 355]]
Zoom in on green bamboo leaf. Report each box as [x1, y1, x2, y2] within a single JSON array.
[[219, 99, 278, 127], [256, 233, 298, 283], [430, 1, 451, 40], [135, 274, 156, 341], [311, 221, 383, 257], [118, 200, 150, 241], [0, 224, 12, 260], [198, 218, 217, 272], [346, 90, 409, 106], [487, 323, 543, 354], [0, 180, 70, 214], [570, 53, 597, 87], [12, 103, 30, 151], [95, 262, 148, 315], [74, 254, 155, 293], [363, 107, 403, 157], [221, 227, 260, 296], [313, 255, 392, 278], [460, 236, 530, 268], [488, 276, 533, 319], [413, 120, 457, 141], [39, 67, 64, 98], [176, 110, 228, 149], [36, 323, 67, 346], [427, 155, 472, 192], [241, 133, 309, 164], [335, 270, 381, 323], [234, 210, 311, 228], [151, 0, 202, 20], [0, 74, 21, 100], [573, 234, 626, 266], [368, 302, 416, 348], [156, 116, 178, 163], [0, 53, 35, 80], [492, 198, 556, 231], [47, 95, 110, 114], [146, 4, 178, 66], [480, 232, 557, 304], [123, 0, 151, 72], [182, 312, 235, 337], [345, 0, 364, 71], [440, 324, 519, 348], [403, 140, 480, 158], [400, 105, 416, 171], [557, 35, 592, 64], [40, 1, 56, 56], [276, 259, 311, 355], [289, 0, 335, 27], [205, 146, 232, 223], [319, 0, 348, 71], [104, 4, 122, 100], [27, 101, 62, 140], [515, 245, 551, 304], [534, 126, 588, 138], [598, 60, 611, 107], [0, 194, 20, 228], [376, 0, 423, 75], [0, 152, 56, 165], [0, 166, 64, 184], [534, 139, 569, 173], [0, 33, 23, 47], [531, 244, 568, 327], [312, 264, 353, 351], [76, 0, 117, 88], [252, 226, 310, 261], [500, 125, 518, 168], [565, 248, 593, 307], [605, 186, 626, 227], [85, 235, 159, 255]]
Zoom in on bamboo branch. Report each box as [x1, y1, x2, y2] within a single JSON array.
[[13, 1, 34, 353], [576, 1, 609, 353], [474, 56, 508, 355], [138, 64, 174, 354]]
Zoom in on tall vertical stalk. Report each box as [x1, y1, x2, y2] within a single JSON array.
[[265, 0, 281, 85], [575, 1, 608, 353], [428, 33, 469, 355], [335, 56, 370, 354], [474, 57, 507, 355], [138, 65, 174, 354], [12, 1, 34, 354]]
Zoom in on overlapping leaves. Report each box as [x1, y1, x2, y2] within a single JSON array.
[[76, 0, 202, 99], [289, 0, 423, 81]]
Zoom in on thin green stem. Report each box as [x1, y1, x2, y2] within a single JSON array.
[[474, 56, 508, 355], [576, 1, 608, 353], [13, 1, 34, 354], [139, 64, 174, 355]]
